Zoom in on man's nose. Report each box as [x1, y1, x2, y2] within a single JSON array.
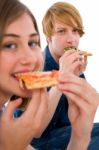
[[65, 32, 75, 45], [66, 31, 74, 41]]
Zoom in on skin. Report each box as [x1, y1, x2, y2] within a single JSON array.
[[0, 13, 48, 150], [59, 49, 87, 76], [0, 13, 44, 103], [57, 73, 99, 150], [47, 20, 87, 76], [47, 21, 80, 62]]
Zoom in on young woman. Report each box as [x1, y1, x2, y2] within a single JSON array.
[[0, 0, 48, 149]]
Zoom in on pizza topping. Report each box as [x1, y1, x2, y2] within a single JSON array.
[[64, 47, 92, 56], [16, 70, 59, 89], [64, 47, 77, 51]]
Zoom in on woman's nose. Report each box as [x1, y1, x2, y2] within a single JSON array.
[[20, 47, 37, 65]]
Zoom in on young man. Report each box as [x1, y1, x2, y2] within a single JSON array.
[[32, 2, 99, 150]]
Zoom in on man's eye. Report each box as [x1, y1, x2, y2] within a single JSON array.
[[73, 28, 79, 33], [61, 29, 65, 32], [28, 41, 39, 48], [56, 29, 66, 35], [58, 30, 65, 33]]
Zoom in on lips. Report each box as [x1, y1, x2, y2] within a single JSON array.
[[12, 69, 34, 77]]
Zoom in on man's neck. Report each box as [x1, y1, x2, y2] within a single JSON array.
[[49, 47, 59, 63]]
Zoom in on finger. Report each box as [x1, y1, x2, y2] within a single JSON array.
[[4, 98, 22, 120], [58, 73, 84, 85], [58, 78, 96, 105], [23, 89, 42, 118], [36, 89, 48, 121], [67, 99, 79, 123], [61, 51, 83, 65], [58, 81, 84, 97], [34, 89, 48, 136], [64, 91, 98, 120], [58, 72, 75, 83], [63, 90, 89, 112], [72, 61, 85, 73]]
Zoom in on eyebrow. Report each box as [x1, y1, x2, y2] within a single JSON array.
[[55, 27, 66, 30], [57, 27, 66, 29], [3, 33, 39, 38]]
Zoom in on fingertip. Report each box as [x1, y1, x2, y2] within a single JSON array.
[[10, 98, 22, 106], [6, 98, 22, 112]]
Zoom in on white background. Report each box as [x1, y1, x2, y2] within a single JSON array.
[[20, 0, 99, 122]]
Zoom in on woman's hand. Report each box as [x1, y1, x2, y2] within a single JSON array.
[[58, 73, 99, 149], [0, 89, 48, 150]]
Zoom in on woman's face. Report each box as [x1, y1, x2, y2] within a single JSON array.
[[0, 13, 43, 100]]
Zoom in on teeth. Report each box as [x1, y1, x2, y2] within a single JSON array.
[[14, 72, 33, 76], [20, 79, 26, 89]]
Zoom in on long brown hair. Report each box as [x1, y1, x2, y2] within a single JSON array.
[[0, 0, 40, 46]]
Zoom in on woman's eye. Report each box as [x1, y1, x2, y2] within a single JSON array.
[[28, 41, 39, 48], [3, 43, 17, 49]]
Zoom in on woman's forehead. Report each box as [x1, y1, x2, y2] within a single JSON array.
[[4, 13, 36, 34]]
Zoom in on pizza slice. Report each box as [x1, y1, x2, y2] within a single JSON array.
[[16, 70, 59, 89], [81, 51, 92, 56], [64, 47, 92, 56]]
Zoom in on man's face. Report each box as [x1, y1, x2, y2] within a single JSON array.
[[48, 21, 80, 62]]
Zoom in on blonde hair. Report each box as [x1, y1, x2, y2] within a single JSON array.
[[42, 2, 84, 37]]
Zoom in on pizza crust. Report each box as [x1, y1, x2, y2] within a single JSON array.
[[82, 52, 92, 56]]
